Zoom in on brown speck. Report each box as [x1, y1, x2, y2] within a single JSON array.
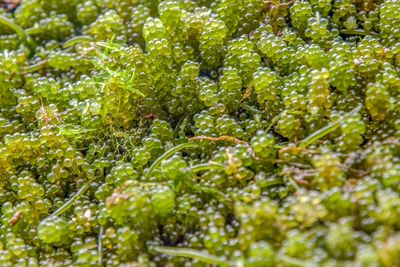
[[9, 210, 22, 226]]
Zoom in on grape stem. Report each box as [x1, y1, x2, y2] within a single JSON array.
[[189, 135, 248, 145], [189, 164, 232, 208], [174, 114, 192, 135], [298, 105, 362, 148], [240, 103, 262, 114], [189, 162, 226, 173], [266, 112, 283, 132], [63, 35, 94, 49], [237, 105, 282, 133], [0, 14, 35, 49], [58, 126, 97, 137], [146, 143, 198, 179], [189, 183, 233, 208], [23, 59, 48, 73], [150, 246, 237, 267], [277, 254, 309, 266], [340, 29, 379, 37], [189, 135, 256, 157], [152, 246, 308, 267], [50, 178, 94, 217], [189, 135, 285, 163]]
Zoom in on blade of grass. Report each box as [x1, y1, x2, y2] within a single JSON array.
[[0, 14, 35, 48], [152, 247, 309, 267], [299, 105, 362, 148], [63, 35, 94, 49], [151, 246, 236, 267], [266, 112, 282, 132], [23, 59, 48, 73], [50, 178, 93, 217], [190, 162, 226, 173], [146, 143, 198, 178], [277, 254, 310, 267], [240, 103, 262, 114], [340, 29, 379, 37]]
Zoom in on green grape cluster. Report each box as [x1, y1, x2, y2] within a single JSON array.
[[290, 1, 314, 32], [336, 111, 367, 151], [253, 67, 281, 104], [38, 216, 70, 246], [250, 130, 276, 159], [0, 0, 399, 266], [199, 17, 228, 67], [328, 40, 356, 94], [379, 0, 400, 40], [218, 67, 242, 111], [305, 14, 332, 44], [365, 82, 394, 121], [25, 13, 75, 42], [85, 10, 125, 41], [308, 68, 331, 111], [224, 36, 261, 84], [257, 31, 297, 71]]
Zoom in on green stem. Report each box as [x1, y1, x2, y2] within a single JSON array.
[[340, 29, 379, 37], [299, 105, 362, 148], [190, 163, 225, 173], [287, 177, 300, 191], [0, 14, 35, 48], [51, 179, 93, 217], [266, 112, 282, 132], [262, 179, 285, 188], [152, 247, 307, 267], [151, 246, 236, 267], [277, 254, 309, 266], [23, 59, 48, 73], [146, 143, 198, 178], [241, 103, 262, 114], [188, 164, 232, 207], [174, 114, 191, 134], [63, 35, 94, 49], [58, 126, 97, 137], [189, 183, 232, 207]]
